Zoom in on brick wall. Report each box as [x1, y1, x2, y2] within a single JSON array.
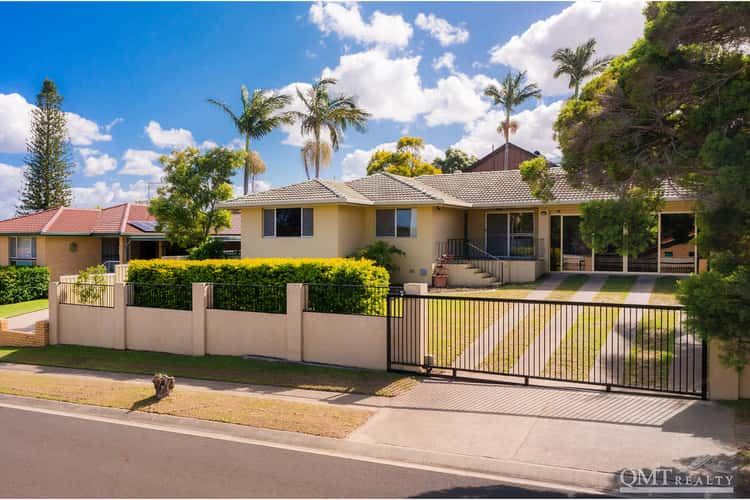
[[0, 319, 49, 347]]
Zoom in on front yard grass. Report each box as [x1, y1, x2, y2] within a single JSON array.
[[593, 275, 638, 303], [0, 345, 417, 397], [0, 370, 371, 438], [0, 299, 48, 318], [649, 276, 682, 305], [624, 309, 678, 389]]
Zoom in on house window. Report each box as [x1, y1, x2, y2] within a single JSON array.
[[262, 208, 314, 237], [376, 209, 416, 238], [9, 236, 37, 265]]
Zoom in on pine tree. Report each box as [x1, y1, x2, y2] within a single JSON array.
[[17, 79, 73, 214]]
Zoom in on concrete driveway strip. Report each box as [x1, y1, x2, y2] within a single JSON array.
[[6, 309, 48, 331]]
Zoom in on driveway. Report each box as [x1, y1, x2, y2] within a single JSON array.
[[6, 310, 48, 332]]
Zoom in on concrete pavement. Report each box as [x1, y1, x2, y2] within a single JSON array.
[[6, 309, 48, 331]]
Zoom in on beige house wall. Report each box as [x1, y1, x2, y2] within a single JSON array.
[[126, 307, 193, 355], [58, 303, 118, 348], [337, 205, 367, 257], [0, 236, 8, 266], [302, 312, 387, 370], [38, 236, 103, 280], [205, 309, 287, 358]]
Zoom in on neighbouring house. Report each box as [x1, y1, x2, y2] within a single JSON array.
[[220, 168, 702, 286], [465, 142, 545, 172], [0, 203, 241, 280]]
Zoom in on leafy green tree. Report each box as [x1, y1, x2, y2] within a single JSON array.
[[18, 79, 73, 214], [538, 2, 750, 367], [351, 241, 406, 274], [366, 137, 441, 177], [208, 85, 293, 194], [519, 156, 555, 202], [432, 147, 478, 173], [483, 71, 542, 170], [291, 78, 370, 178], [188, 239, 226, 260], [149, 147, 246, 249], [552, 38, 613, 99]]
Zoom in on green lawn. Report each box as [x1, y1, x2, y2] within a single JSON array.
[[0, 299, 48, 319], [0, 345, 417, 397], [649, 276, 682, 305], [594, 275, 638, 303], [624, 309, 678, 388]]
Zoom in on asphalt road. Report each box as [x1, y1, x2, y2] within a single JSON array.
[[0, 406, 567, 498]]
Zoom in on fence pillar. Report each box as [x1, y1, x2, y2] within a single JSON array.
[[286, 283, 305, 362], [191, 283, 207, 357], [403, 282, 428, 367], [708, 339, 740, 400], [48, 282, 59, 345], [112, 283, 127, 350]]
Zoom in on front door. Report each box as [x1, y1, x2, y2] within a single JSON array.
[[486, 213, 508, 257]]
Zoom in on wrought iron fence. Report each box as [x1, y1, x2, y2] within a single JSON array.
[[388, 293, 706, 398], [59, 282, 114, 308], [126, 282, 192, 310], [305, 283, 395, 317], [208, 283, 286, 314]]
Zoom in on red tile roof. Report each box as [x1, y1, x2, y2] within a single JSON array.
[[0, 203, 240, 237]]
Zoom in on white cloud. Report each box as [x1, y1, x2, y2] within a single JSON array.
[[309, 2, 413, 48], [415, 13, 469, 47], [489, 0, 646, 96], [276, 82, 333, 147], [232, 181, 271, 198], [72, 180, 150, 208], [104, 117, 124, 132], [340, 141, 443, 181], [120, 149, 163, 181], [422, 73, 495, 127], [144, 120, 195, 150], [78, 148, 117, 177], [432, 52, 456, 71], [0, 93, 111, 152], [0, 163, 23, 219], [453, 100, 564, 161], [198, 140, 218, 150]]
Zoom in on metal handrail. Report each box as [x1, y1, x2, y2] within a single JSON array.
[[464, 240, 500, 261]]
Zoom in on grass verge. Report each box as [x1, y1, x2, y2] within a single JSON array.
[[0, 370, 371, 438], [0, 299, 48, 319], [594, 275, 638, 303], [0, 345, 417, 397]]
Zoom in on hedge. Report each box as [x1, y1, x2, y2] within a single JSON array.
[[126, 258, 390, 313], [0, 266, 49, 305]]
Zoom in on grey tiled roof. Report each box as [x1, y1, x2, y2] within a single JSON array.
[[221, 167, 693, 209]]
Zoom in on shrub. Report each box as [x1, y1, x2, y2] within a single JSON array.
[[126, 258, 390, 313], [0, 266, 49, 305], [350, 241, 405, 274], [188, 239, 226, 260], [75, 265, 107, 305]]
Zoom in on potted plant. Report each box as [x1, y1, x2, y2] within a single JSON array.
[[432, 262, 448, 288]]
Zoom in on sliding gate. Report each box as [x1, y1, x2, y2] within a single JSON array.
[[386, 293, 707, 398]]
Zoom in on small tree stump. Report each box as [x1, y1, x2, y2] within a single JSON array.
[[152, 373, 175, 399]]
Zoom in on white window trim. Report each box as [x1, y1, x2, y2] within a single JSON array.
[[9, 236, 37, 261], [375, 208, 417, 238], [262, 208, 314, 238]]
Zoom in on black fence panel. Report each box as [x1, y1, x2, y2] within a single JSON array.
[[208, 283, 286, 314], [126, 282, 192, 311]]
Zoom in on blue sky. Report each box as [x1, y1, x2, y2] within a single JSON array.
[[0, 1, 647, 218]]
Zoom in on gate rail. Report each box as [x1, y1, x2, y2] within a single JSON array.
[[387, 293, 707, 398]]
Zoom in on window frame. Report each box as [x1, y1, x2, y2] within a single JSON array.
[[262, 208, 314, 238], [9, 236, 37, 263], [375, 208, 417, 238]]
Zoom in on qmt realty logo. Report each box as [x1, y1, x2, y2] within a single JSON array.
[[619, 467, 735, 495]]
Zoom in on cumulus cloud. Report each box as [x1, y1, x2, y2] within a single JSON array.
[[432, 52, 456, 71], [453, 100, 564, 161], [104, 117, 124, 132], [422, 73, 495, 127], [72, 180, 150, 208], [309, 2, 413, 48], [0, 93, 111, 152], [415, 13, 469, 47], [198, 140, 218, 150], [0, 163, 23, 219], [78, 148, 117, 177], [232, 181, 271, 198], [145, 120, 195, 150], [489, 0, 646, 96], [340, 141, 443, 181], [120, 149, 163, 181]]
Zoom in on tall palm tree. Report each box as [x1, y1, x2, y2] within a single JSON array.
[[208, 85, 293, 194], [483, 71, 542, 169], [301, 140, 332, 180], [552, 38, 613, 99], [291, 78, 370, 178]]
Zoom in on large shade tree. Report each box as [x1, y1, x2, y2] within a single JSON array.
[[552, 38, 613, 99], [208, 85, 293, 194], [483, 71, 542, 170], [528, 2, 750, 368], [432, 147, 478, 173], [366, 137, 441, 177], [292, 78, 370, 179]]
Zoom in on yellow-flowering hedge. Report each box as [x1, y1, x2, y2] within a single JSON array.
[[127, 258, 390, 313]]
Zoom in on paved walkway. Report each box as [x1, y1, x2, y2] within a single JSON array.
[[6, 309, 48, 332], [0, 362, 735, 491]]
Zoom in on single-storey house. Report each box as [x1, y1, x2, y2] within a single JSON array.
[[0, 203, 240, 280], [220, 167, 701, 285]]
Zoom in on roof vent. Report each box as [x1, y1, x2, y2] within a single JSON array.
[[534, 150, 541, 156]]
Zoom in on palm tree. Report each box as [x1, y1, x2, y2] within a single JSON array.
[[552, 38, 613, 99], [208, 85, 293, 194], [301, 140, 332, 180], [483, 71, 542, 169], [291, 78, 370, 178]]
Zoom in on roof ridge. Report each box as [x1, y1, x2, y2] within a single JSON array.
[[118, 203, 132, 234], [380, 172, 441, 201], [0, 207, 58, 224], [40, 207, 65, 233], [314, 178, 346, 200]]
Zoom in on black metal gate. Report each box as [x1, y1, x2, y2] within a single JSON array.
[[386, 293, 707, 398]]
